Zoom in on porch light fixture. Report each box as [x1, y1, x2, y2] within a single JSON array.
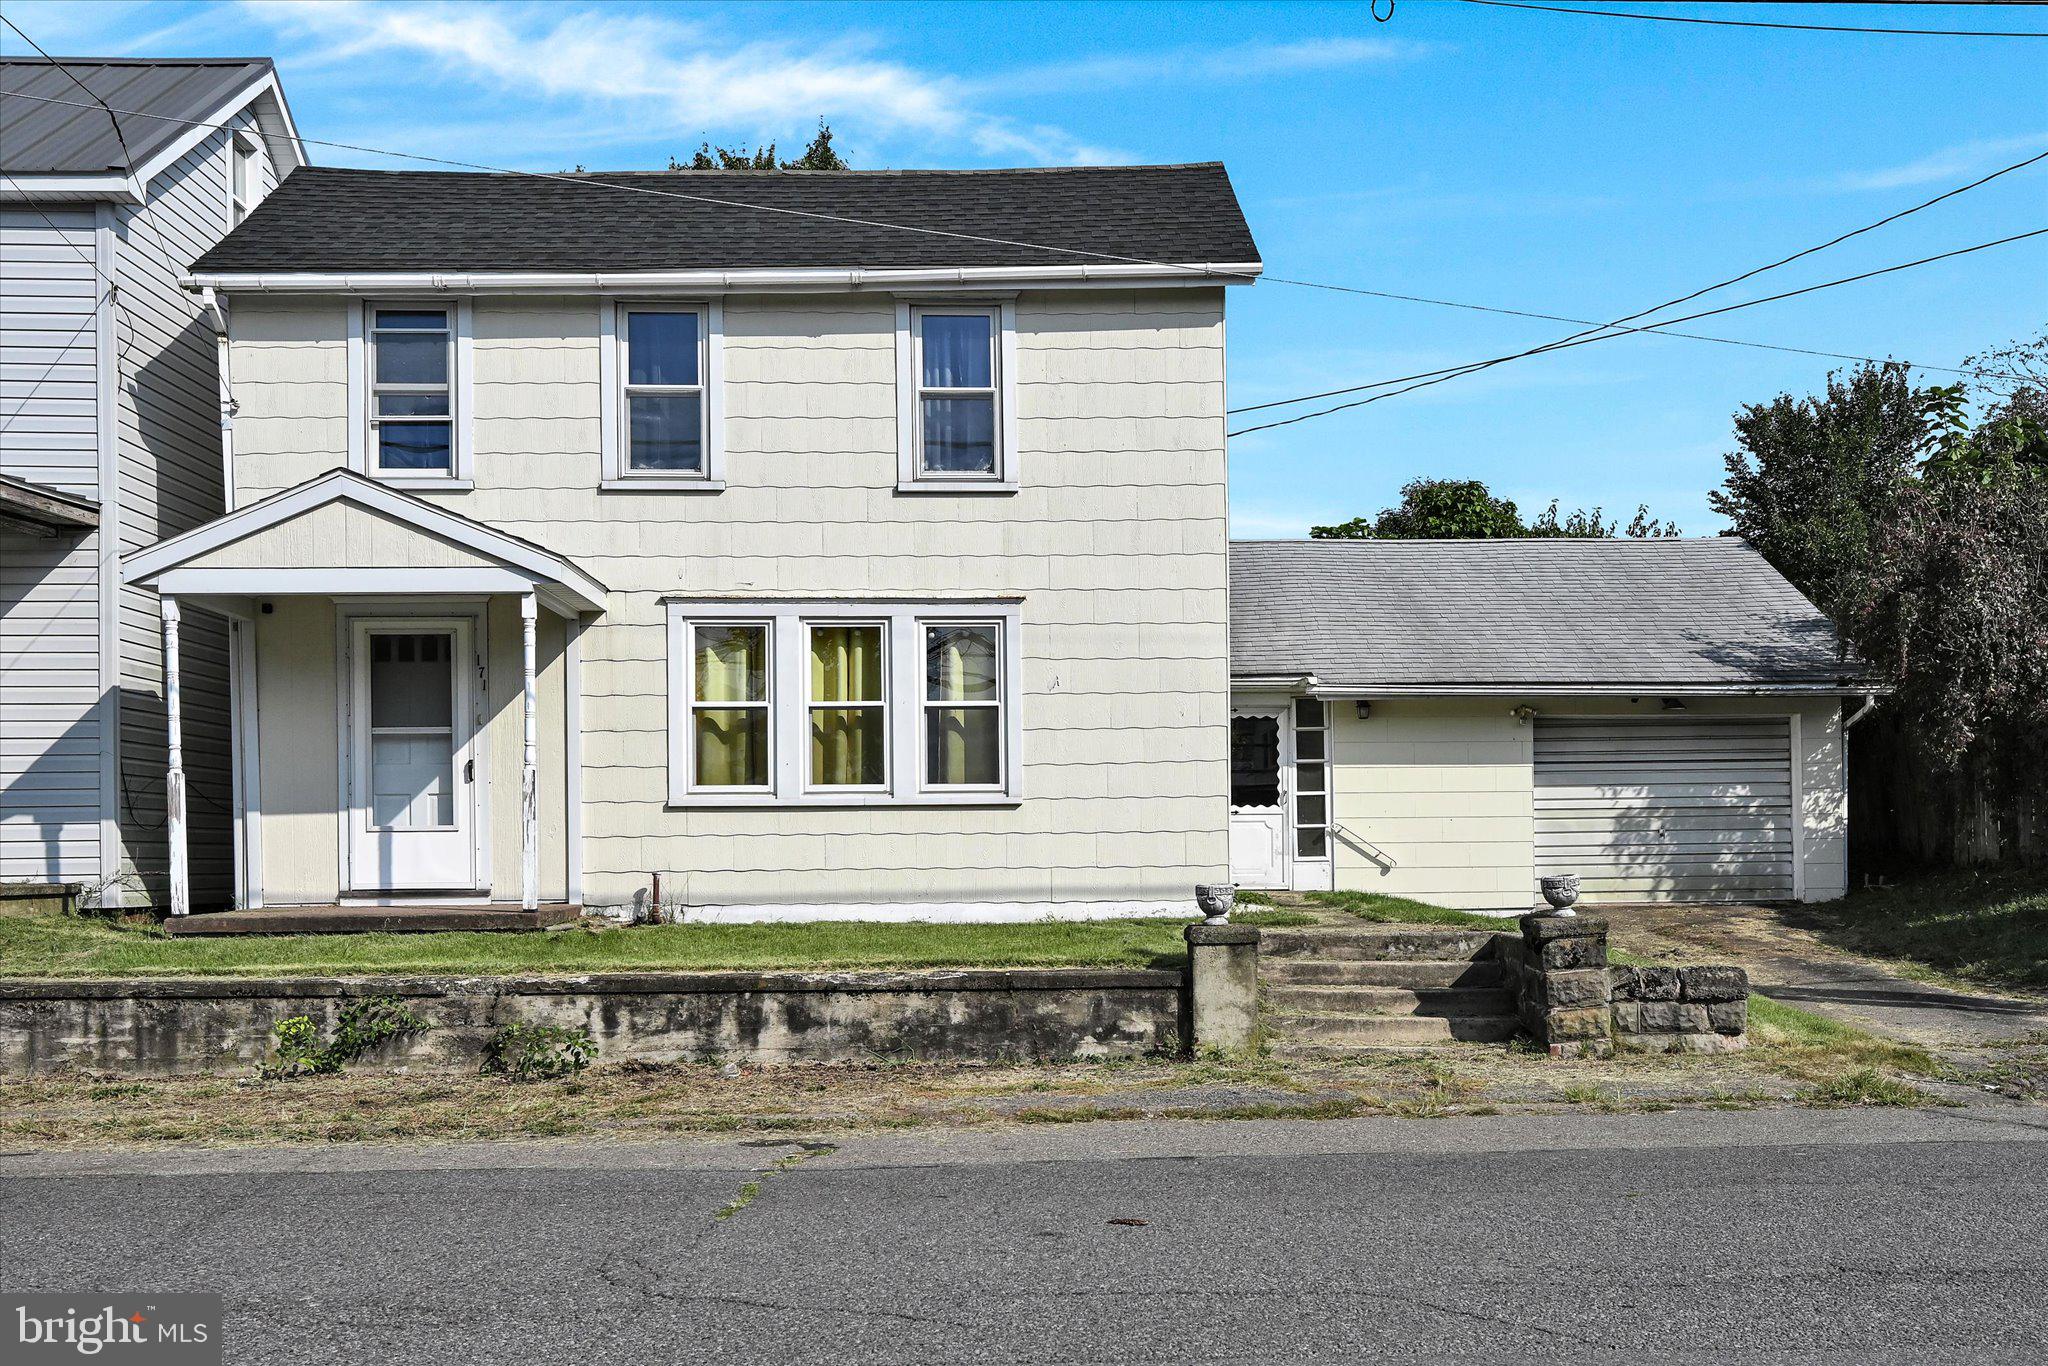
[[1354, 701, 1372, 721], [1510, 704, 1537, 725]]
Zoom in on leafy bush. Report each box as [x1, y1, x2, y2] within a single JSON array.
[[258, 996, 430, 1079], [481, 1022, 596, 1081]]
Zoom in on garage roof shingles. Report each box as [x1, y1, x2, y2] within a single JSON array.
[[1230, 538, 1869, 691], [191, 163, 1261, 275]]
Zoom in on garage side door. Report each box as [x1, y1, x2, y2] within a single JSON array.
[[1533, 717, 1795, 903]]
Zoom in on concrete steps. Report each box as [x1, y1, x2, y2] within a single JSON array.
[[1259, 920, 1524, 1052]]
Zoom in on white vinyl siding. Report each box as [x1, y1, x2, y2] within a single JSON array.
[[1534, 716, 1796, 903], [1, 207, 106, 883]]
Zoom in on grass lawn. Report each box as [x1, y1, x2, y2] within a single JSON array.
[[1241, 889, 1511, 930], [0, 907, 1314, 980], [1798, 870, 2048, 994]]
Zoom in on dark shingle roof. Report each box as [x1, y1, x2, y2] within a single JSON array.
[[190, 163, 1260, 274], [0, 57, 273, 174], [1230, 538, 1870, 691]]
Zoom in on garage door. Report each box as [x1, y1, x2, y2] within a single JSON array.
[[1533, 717, 1795, 903]]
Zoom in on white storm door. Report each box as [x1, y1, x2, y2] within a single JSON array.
[[1228, 710, 1289, 889], [347, 619, 479, 892]]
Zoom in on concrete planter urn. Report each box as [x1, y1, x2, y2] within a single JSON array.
[[1539, 874, 1581, 917], [1194, 883, 1237, 925]]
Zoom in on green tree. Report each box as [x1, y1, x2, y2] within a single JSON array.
[[1310, 478, 1678, 539], [670, 122, 849, 171], [1312, 478, 1525, 539]]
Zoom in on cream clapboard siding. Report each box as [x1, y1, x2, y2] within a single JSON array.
[[1, 208, 104, 880], [1327, 695, 1847, 911], [227, 289, 1230, 910]]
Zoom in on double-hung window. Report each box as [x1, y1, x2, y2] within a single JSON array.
[[368, 307, 454, 476], [686, 622, 771, 792], [229, 135, 258, 225], [602, 302, 723, 489], [667, 602, 1020, 805], [897, 303, 1016, 491]]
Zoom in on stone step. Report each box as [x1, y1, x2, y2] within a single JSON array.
[[1259, 926, 1501, 962], [1269, 1011, 1524, 1047], [1264, 958, 1504, 989], [1266, 984, 1518, 1018]]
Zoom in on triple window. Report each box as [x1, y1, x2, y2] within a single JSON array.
[[368, 307, 454, 475], [669, 604, 1018, 804]]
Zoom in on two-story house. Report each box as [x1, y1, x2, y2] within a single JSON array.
[[1, 57, 304, 909], [122, 164, 1260, 920]]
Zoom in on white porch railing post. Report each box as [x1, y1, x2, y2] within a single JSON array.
[[161, 596, 190, 917], [520, 592, 539, 911]]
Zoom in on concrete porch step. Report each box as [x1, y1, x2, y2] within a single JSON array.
[[1266, 984, 1517, 1018], [164, 904, 583, 936], [1259, 926, 1499, 962], [1263, 958, 1503, 989], [1269, 1010, 1524, 1047]]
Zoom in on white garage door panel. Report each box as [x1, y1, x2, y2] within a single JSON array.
[[1534, 717, 1795, 903]]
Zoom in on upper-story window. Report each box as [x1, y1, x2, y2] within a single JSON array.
[[601, 301, 725, 491], [229, 133, 261, 225], [368, 308, 453, 475], [895, 302, 1018, 493]]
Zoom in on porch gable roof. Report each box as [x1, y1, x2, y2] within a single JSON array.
[[122, 470, 607, 615]]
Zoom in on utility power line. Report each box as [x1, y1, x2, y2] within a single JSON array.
[[1228, 226, 2048, 437], [1454, 0, 2048, 39]]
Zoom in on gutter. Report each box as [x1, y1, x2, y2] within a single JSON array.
[[200, 288, 237, 512], [1230, 680, 1881, 698], [180, 261, 1267, 296]]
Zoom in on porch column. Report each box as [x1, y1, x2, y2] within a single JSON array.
[[520, 592, 539, 911], [161, 596, 190, 917]]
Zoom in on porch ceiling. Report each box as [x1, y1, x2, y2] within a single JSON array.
[[122, 470, 606, 616]]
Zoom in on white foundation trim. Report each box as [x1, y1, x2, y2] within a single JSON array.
[[673, 899, 1199, 925]]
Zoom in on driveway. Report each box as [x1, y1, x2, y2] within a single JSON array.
[[1600, 902, 2048, 1050]]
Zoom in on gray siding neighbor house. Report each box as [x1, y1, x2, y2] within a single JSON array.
[[0, 57, 305, 908], [1227, 538, 1875, 910]]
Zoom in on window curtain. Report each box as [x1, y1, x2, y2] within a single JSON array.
[[810, 625, 885, 785], [925, 626, 999, 785], [694, 626, 766, 786]]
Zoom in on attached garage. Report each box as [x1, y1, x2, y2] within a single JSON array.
[[1533, 716, 1796, 904], [1229, 538, 1874, 910]]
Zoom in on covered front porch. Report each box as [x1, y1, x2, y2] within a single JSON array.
[[124, 471, 606, 921]]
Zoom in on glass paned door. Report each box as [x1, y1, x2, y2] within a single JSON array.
[[348, 618, 477, 892], [1228, 710, 1289, 889]]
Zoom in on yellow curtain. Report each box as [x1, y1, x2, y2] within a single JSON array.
[[694, 625, 765, 786], [926, 626, 999, 785], [810, 625, 884, 785]]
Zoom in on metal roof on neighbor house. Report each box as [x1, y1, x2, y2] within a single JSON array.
[[1229, 538, 1872, 693], [189, 163, 1262, 275], [0, 57, 275, 174]]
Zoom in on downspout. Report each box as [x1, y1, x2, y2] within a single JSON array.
[[201, 287, 237, 511], [1844, 692, 1878, 729]]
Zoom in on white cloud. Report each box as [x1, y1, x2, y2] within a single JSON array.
[[1836, 132, 2048, 191], [980, 35, 1435, 98], [241, 0, 1117, 164]]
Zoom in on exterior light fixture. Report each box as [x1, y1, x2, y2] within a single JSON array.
[[1510, 704, 1537, 725], [1355, 701, 1372, 721]]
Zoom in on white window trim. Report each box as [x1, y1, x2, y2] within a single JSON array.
[[919, 619, 1009, 797], [894, 299, 1019, 494], [600, 299, 725, 491], [803, 619, 892, 797], [347, 299, 474, 490], [227, 130, 261, 226], [666, 599, 1024, 808], [675, 618, 775, 799]]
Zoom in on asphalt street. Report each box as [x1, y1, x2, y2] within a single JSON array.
[[6, 1105, 2047, 1364]]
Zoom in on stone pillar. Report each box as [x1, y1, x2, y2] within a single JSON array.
[[1513, 914, 1613, 1058], [1185, 923, 1260, 1053]]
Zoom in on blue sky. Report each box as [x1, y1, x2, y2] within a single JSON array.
[[13, 0, 2045, 535]]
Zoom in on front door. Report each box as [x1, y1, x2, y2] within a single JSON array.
[[1228, 710, 1289, 889], [346, 618, 479, 892]]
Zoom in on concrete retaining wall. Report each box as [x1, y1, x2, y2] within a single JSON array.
[[0, 969, 1188, 1077]]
